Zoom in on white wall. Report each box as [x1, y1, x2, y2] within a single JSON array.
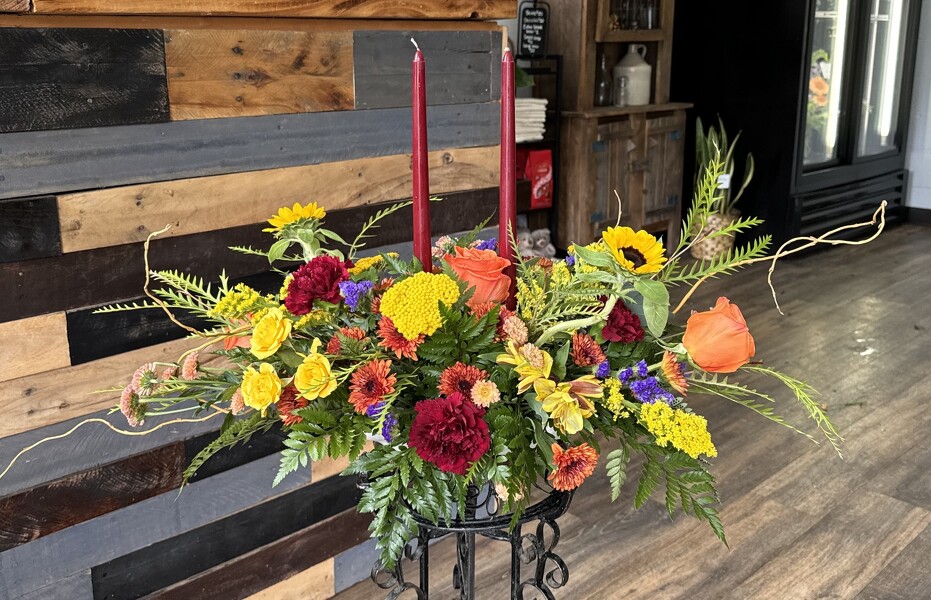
[[907, 0, 931, 209]]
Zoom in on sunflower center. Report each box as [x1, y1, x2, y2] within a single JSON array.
[[622, 247, 647, 268]]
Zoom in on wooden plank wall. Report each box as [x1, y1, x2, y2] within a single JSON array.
[[0, 2, 513, 598]]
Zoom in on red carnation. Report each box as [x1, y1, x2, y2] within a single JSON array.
[[408, 392, 490, 475], [284, 255, 350, 315], [602, 300, 645, 343]]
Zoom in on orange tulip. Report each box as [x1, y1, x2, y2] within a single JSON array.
[[682, 297, 755, 373], [444, 247, 511, 308]]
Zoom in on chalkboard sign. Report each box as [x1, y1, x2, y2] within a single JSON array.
[[518, 1, 548, 58]]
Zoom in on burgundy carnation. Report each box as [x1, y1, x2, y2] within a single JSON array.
[[408, 392, 491, 475], [284, 255, 350, 315], [602, 300, 645, 343]]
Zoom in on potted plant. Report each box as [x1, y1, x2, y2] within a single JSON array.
[[690, 117, 756, 260]]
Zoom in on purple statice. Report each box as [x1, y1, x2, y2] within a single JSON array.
[[565, 256, 576, 267], [619, 367, 634, 384], [366, 402, 385, 418], [474, 238, 497, 251], [338, 280, 373, 312], [596, 360, 611, 379], [637, 359, 649, 378], [381, 413, 398, 442], [629, 376, 675, 405]]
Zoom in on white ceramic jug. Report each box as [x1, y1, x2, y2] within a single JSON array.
[[612, 44, 652, 106]]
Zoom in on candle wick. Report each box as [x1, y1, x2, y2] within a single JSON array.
[[410, 38, 421, 51]]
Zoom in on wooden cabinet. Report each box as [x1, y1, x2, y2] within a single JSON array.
[[548, 0, 689, 249]]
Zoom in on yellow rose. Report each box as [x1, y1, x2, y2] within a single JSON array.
[[241, 363, 282, 416], [250, 308, 292, 359], [294, 338, 337, 400]]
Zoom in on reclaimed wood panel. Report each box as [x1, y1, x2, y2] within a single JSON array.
[[165, 29, 354, 120], [0, 101, 499, 200], [17, 571, 93, 600], [0, 444, 185, 551], [0, 335, 223, 439], [353, 30, 501, 109], [0, 453, 312, 599], [0, 187, 500, 324], [24, 0, 516, 19], [0, 0, 30, 13], [0, 312, 71, 382], [0, 195, 61, 263], [91, 474, 361, 600], [0, 28, 169, 133], [244, 559, 334, 600], [57, 144, 499, 252], [145, 509, 369, 600]]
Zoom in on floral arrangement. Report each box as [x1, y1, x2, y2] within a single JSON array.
[[99, 150, 841, 568]]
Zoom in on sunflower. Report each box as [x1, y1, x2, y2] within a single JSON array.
[[602, 226, 667, 274], [378, 316, 424, 360], [264, 202, 326, 232], [348, 359, 397, 414], [548, 443, 599, 491], [570, 332, 606, 367], [661, 350, 689, 395], [438, 362, 488, 400]]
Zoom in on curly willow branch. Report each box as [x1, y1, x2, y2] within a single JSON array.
[[673, 201, 887, 315], [0, 409, 227, 482], [143, 224, 201, 335]]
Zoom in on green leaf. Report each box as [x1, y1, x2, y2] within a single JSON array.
[[605, 446, 630, 502], [572, 244, 615, 268], [267, 239, 291, 263], [634, 279, 669, 337], [552, 340, 570, 381]]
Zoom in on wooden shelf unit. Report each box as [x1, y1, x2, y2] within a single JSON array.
[[548, 0, 689, 249]]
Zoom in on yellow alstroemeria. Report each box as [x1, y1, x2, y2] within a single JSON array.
[[534, 376, 601, 434], [294, 338, 337, 400], [264, 202, 326, 232], [496, 341, 553, 394]]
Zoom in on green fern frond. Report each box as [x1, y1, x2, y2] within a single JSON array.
[[92, 300, 162, 313], [346, 200, 414, 260], [183, 412, 275, 485], [664, 235, 772, 284]]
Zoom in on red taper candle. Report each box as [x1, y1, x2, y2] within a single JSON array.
[[499, 48, 517, 309], [411, 39, 432, 271]]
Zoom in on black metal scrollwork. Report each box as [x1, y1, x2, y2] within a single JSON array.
[[370, 485, 573, 599]]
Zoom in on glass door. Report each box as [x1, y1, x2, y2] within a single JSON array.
[[804, 0, 853, 166], [856, 0, 909, 157]]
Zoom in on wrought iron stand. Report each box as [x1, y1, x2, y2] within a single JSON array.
[[371, 486, 573, 600]]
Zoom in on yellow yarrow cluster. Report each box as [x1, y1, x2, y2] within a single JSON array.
[[601, 379, 630, 420], [211, 284, 264, 319], [264, 202, 326, 232], [638, 403, 717, 459], [516, 279, 546, 321], [379, 272, 460, 340], [551, 261, 572, 287]]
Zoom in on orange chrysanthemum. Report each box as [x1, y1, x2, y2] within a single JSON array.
[[809, 76, 829, 96], [378, 316, 424, 360], [277, 386, 308, 426], [570, 332, 607, 367], [326, 326, 368, 355], [661, 351, 689, 395], [548, 443, 599, 491], [348, 360, 397, 414], [438, 362, 488, 401]]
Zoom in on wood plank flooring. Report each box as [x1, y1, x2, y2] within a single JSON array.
[[334, 223, 931, 600]]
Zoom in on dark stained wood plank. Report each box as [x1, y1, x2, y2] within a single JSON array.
[[353, 30, 501, 109], [0, 453, 312, 599], [0, 443, 185, 551], [0, 28, 169, 132], [28, 0, 516, 18], [0, 101, 499, 200], [183, 423, 286, 484], [855, 525, 931, 600], [0, 195, 60, 262], [0, 187, 501, 324], [165, 29, 354, 120], [91, 474, 361, 600], [144, 508, 371, 600]]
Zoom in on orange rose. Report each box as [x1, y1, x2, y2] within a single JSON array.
[[444, 247, 511, 308], [682, 297, 755, 373]]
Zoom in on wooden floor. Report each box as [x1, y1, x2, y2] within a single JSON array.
[[335, 223, 931, 600]]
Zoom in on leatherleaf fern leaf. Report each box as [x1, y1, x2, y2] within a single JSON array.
[[274, 408, 367, 486], [183, 412, 276, 485], [417, 304, 499, 367]]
